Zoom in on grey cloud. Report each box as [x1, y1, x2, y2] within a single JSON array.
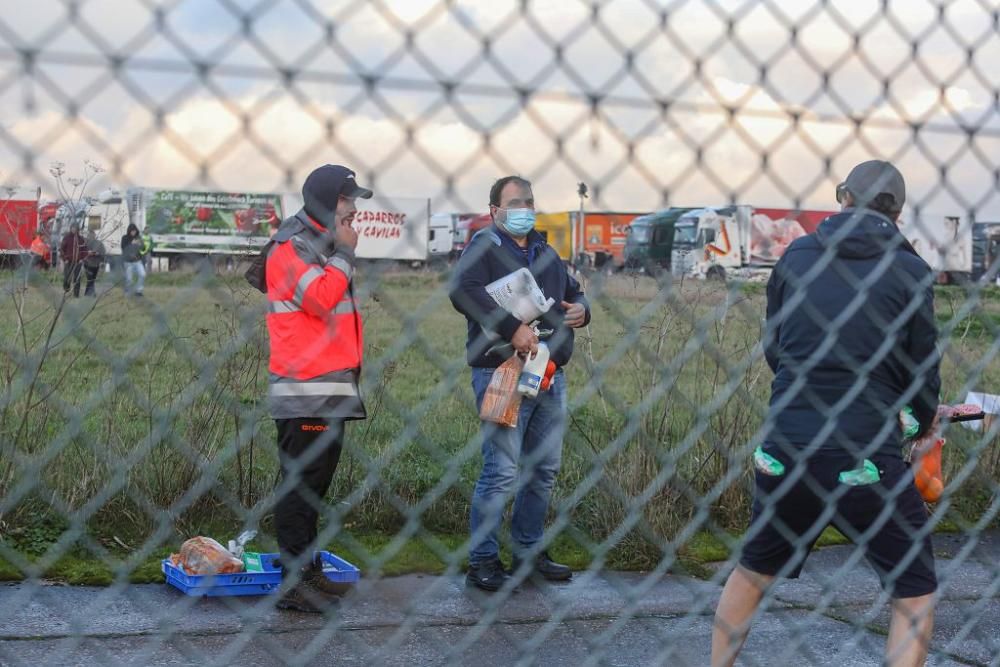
[[1, 0, 998, 220]]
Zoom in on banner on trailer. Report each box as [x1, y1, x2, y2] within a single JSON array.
[[353, 197, 429, 261], [144, 190, 283, 238]]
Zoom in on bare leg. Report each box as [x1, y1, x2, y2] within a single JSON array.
[[886, 593, 934, 667], [712, 565, 774, 667]]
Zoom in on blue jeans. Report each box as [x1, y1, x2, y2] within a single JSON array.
[[469, 366, 567, 564], [124, 260, 145, 295]]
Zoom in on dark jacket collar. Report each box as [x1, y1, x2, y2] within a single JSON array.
[[493, 224, 547, 262], [273, 209, 326, 243], [815, 208, 918, 260]]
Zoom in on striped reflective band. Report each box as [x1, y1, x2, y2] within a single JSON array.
[[268, 300, 300, 314], [294, 266, 324, 304], [268, 299, 353, 315], [268, 382, 357, 397], [328, 254, 353, 279]]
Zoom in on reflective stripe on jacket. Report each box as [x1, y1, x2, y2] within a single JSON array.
[[265, 211, 365, 420]]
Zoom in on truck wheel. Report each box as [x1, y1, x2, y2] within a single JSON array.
[[706, 266, 726, 282]]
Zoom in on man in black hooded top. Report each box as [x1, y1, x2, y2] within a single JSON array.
[[713, 161, 941, 667]]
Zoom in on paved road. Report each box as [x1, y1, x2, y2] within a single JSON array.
[[0, 531, 998, 666]]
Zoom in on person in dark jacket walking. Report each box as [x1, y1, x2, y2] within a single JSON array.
[[60, 223, 89, 297], [83, 230, 106, 297], [121, 223, 145, 296], [712, 161, 941, 667], [450, 176, 591, 592], [264, 164, 371, 613]]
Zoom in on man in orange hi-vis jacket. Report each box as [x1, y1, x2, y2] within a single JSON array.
[[265, 164, 371, 613]]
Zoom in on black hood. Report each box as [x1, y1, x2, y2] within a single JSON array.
[[814, 208, 914, 260], [302, 164, 372, 229]]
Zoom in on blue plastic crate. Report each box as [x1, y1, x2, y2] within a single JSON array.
[[162, 551, 360, 597]]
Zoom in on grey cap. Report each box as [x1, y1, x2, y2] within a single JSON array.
[[838, 160, 905, 212]]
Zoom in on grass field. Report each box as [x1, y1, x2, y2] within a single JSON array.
[[0, 265, 998, 584]]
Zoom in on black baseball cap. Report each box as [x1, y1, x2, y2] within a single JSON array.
[[836, 160, 905, 212], [302, 164, 373, 227]]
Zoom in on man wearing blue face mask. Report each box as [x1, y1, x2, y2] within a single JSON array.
[[449, 175, 591, 592]]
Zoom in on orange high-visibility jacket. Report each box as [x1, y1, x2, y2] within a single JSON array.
[[265, 211, 365, 420], [31, 236, 50, 261]]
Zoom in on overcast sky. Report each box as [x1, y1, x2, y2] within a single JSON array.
[[2, 0, 999, 222]]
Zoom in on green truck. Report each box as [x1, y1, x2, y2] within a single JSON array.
[[622, 207, 694, 273]]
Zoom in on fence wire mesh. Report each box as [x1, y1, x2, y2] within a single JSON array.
[[2, 0, 1000, 665]]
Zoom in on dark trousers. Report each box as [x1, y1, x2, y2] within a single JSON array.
[[274, 418, 345, 565], [63, 262, 83, 296], [84, 264, 100, 295]]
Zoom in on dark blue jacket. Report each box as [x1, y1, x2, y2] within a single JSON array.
[[764, 209, 940, 458], [449, 225, 591, 368]]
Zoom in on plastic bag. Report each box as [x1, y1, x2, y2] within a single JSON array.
[[484, 268, 555, 323], [479, 355, 524, 428], [228, 529, 257, 559], [169, 536, 244, 575]]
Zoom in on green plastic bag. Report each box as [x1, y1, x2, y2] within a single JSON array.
[[838, 459, 881, 486], [242, 552, 265, 573], [753, 447, 785, 476]]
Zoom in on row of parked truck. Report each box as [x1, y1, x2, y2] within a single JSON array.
[[625, 206, 1000, 285], [1, 185, 998, 284]]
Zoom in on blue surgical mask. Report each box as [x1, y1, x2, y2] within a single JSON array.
[[502, 208, 536, 236]]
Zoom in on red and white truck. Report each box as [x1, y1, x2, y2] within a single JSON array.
[[0, 187, 41, 262], [671, 206, 836, 281], [899, 215, 973, 284]]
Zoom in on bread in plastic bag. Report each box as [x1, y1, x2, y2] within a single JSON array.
[[169, 536, 245, 575], [479, 355, 524, 428]]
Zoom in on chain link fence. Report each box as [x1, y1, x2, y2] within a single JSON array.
[[2, 0, 1000, 665]]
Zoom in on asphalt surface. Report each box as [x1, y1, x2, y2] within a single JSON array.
[[0, 531, 998, 666]]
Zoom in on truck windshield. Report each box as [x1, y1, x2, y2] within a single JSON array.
[[673, 220, 698, 245], [629, 224, 651, 243]]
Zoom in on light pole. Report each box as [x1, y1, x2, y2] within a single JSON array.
[[576, 182, 588, 268]]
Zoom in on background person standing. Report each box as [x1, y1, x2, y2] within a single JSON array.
[[59, 222, 88, 297], [83, 230, 106, 297], [30, 232, 51, 270], [141, 228, 154, 272], [121, 223, 146, 297]]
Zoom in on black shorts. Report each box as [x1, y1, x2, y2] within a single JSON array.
[[739, 448, 937, 599]]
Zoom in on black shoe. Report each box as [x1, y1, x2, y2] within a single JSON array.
[[275, 572, 339, 613], [466, 557, 509, 592], [511, 551, 573, 582], [303, 558, 354, 597]]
